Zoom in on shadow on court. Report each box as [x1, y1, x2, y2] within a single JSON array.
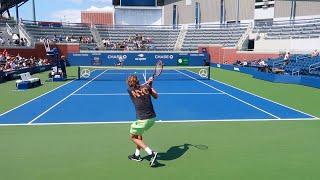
[[143, 143, 208, 168]]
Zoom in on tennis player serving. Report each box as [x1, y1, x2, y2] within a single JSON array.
[[127, 75, 158, 167]]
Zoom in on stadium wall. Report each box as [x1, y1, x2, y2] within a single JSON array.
[[198, 45, 279, 64], [81, 11, 113, 25], [0, 43, 80, 59], [224, 0, 254, 22], [163, 0, 254, 25], [114, 6, 163, 25], [254, 38, 320, 53], [275, 0, 320, 18]]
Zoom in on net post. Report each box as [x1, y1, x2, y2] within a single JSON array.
[[77, 66, 80, 79], [207, 65, 211, 80]]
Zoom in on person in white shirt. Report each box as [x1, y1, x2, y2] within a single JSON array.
[[311, 50, 319, 57], [259, 60, 267, 66], [284, 51, 290, 60]]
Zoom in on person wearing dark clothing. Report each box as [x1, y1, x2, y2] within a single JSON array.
[[127, 75, 159, 167], [58, 56, 67, 78]]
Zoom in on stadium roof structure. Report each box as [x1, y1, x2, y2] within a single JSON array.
[[0, 0, 29, 14]]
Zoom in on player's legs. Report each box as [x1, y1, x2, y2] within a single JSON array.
[[129, 118, 158, 166], [136, 135, 142, 150], [130, 134, 147, 149]]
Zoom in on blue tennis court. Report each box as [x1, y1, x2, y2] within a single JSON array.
[[0, 68, 317, 126]]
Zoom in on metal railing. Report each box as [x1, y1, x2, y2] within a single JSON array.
[[90, 24, 101, 48], [18, 23, 34, 46], [236, 23, 252, 50], [309, 62, 320, 73], [174, 24, 188, 51], [6, 23, 13, 36], [295, 55, 310, 62], [292, 68, 300, 76], [272, 59, 285, 67]]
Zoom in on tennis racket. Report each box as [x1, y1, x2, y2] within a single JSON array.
[[152, 60, 164, 80], [144, 60, 163, 86]]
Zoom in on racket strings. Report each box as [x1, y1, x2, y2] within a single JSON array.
[[154, 61, 164, 78]]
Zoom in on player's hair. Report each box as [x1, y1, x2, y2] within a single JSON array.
[[127, 75, 139, 88]]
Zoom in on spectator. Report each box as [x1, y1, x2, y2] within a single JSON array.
[[0, 51, 51, 72], [0, 36, 4, 45], [12, 34, 20, 45], [258, 60, 267, 67], [20, 38, 25, 46], [311, 49, 319, 57], [58, 56, 67, 78], [284, 51, 290, 61]]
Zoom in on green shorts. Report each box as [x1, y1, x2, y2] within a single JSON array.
[[130, 118, 156, 135]]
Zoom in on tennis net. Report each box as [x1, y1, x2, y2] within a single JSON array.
[[77, 66, 211, 81]]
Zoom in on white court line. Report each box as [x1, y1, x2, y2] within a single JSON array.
[[176, 70, 281, 119], [212, 79, 319, 119], [187, 69, 318, 119], [0, 80, 76, 117], [102, 73, 181, 75], [27, 70, 108, 125], [0, 117, 318, 127], [72, 92, 225, 96]]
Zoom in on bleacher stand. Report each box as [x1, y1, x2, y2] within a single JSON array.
[[22, 21, 96, 50], [21, 21, 250, 52], [182, 24, 248, 51], [265, 55, 320, 77], [0, 19, 29, 47], [254, 18, 320, 40], [96, 25, 180, 51]]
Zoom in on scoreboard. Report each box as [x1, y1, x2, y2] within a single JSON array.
[[113, 0, 163, 6]]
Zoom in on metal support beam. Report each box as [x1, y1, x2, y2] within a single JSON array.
[[292, 0, 296, 21], [236, 0, 240, 24], [220, 0, 224, 24], [32, 0, 36, 22], [290, 0, 297, 21], [15, 5, 19, 23]]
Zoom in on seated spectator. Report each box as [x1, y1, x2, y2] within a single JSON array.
[[102, 39, 107, 47], [234, 60, 241, 66], [0, 54, 5, 62], [0, 36, 4, 45], [12, 34, 20, 45], [20, 38, 25, 46], [311, 49, 319, 57], [241, 61, 248, 66], [284, 51, 290, 61], [258, 60, 267, 67]]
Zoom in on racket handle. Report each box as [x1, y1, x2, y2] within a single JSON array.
[[146, 77, 154, 86]]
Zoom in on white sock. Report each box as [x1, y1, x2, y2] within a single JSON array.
[[135, 149, 140, 156], [144, 147, 153, 155]]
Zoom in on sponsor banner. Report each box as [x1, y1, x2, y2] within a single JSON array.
[[68, 52, 207, 66]]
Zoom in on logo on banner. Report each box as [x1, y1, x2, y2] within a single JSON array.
[[155, 55, 174, 60], [107, 55, 127, 60], [92, 57, 102, 66], [135, 54, 146, 61]]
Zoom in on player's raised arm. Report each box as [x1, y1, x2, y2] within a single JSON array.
[[150, 87, 158, 99], [146, 77, 158, 99]]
